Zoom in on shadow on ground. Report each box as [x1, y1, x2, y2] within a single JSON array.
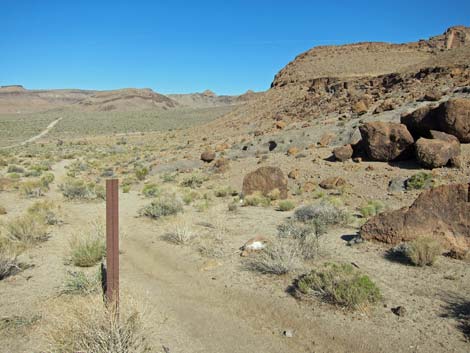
[[441, 293, 470, 339]]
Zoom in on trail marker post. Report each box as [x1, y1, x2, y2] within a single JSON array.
[[105, 179, 119, 311]]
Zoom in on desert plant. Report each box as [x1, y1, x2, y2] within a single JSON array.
[[68, 223, 106, 267], [40, 172, 55, 188], [42, 295, 150, 353], [135, 166, 149, 181], [245, 237, 301, 275], [214, 186, 237, 198], [277, 219, 319, 260], [61, 270, 101, 295], [122, 184, 131, 193], [161, 173, 177, 183], [27, 200, 60, 225], [141, 183, 160, 198], [7, 165, 24, 173], [180, 174, 207, 188], [5, 214, 49, 246], [277, 200, 295, 212], [294, 202, 349, 236], [140, 196, 183, 219], [359, 200, 385, 218], [60, 178, 91, 199], [297, 263, 381, 309], [405, 237, 442, 266], [19, 180, 48, 198], [162, 223, 197, 245], [243, 192, 271, 207], [182, 189, 199, 205], [405, 172, 435, 190], [0, 246, 20, 280], [267, 188, 281, 201]]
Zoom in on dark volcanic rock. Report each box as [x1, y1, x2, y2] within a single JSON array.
[[242, 166, 288, 199]]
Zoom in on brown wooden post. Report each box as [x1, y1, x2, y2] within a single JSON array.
[[106, 179, 119, 310]]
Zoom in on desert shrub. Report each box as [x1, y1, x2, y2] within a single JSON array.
[[405, 172, 435, 190], [61, 270, 101, 295], [182, 189, 199, 205], [243, 192, 271, 207], [5, 214, 49, 246], [0, 245, 20, 280], [194, 199, 211, 212], [141, 183, 160, 198], [297, 263, 382, 309], [60, 178, 90, 199], [161, 173, 177, 183], [93, 183, 106, 200], [0, 205, 6, 215], [277, 219, 319, 260], [267, 188, 281, 201], [277, 200, 295, 212], [40, 172, 55, 187], [360, 200, 385, 218], [68, 223, 106, 267], [42, 295, 150, 353], [140, 196, 183, 219], [135, 167, 149, 181], [180, 174, 207, 189], [214, 186, 237, 198], [228, 200, 239, 212], [122, 185, 131, 193], [405, 237, 442, 266], [245, 237, 301, 275], [7, 165, 24, 173], [162, 223, 197, 245], [19, 180, 48, 198], [27, 200, 60, 225], [294, 202, 348, 236], [8, 172, 21, 179]]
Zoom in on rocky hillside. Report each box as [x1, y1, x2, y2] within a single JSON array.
[[214, 26, 470, 134], [168, 89, 262, 108]]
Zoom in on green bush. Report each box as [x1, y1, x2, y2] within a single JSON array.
[[68, 224, 106, 267], [243, 192, 271, 207], [141, 183, 160, 198], [140, 196, 183, 219], [61, 270, 101, 295], [60, 178, 104, 200], [277, 219, 319, 260], [297, 263, 381, 309], [40, 172, 55, 188], [180, 174, 207, 189], [360, 200, 385, 218], [406, 172, 434, 190], [161, 173, 177, 183], [7, 165, 24, 174], [214, 186, 237, 198], [294, 202, 349, 236], [406, 237, 442, 266], [27, 200, 59, 225], [19, 180, 48, 198], [277, 200, 295, 212], [135, 167, 149, 181]]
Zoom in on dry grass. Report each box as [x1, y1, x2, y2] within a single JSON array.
[[68, 222, 106, 267], [406, 237, 442, 266], [42, 295, 151, 353], [5, 214, 49, 246]]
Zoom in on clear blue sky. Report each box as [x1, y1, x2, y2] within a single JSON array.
[[1, 0, 469, 95]]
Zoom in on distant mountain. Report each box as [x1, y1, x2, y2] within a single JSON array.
[[167, 89, 263, 108]]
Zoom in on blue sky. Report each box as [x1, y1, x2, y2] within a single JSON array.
[[1, 0, 469, 95]]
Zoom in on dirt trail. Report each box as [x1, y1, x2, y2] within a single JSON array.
[[0, 117, 62, 150]]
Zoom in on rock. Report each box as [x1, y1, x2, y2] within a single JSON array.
[[333, 144, 353, 161], [388, 177, 407, 193], [318, 133, 336, 147], [401, 98, 470, 142], [359, 122, 414, 161], [215, 143, 229, 152], [319, 176, 346, 190], [420, 90, 442, 102], [268, 140, 277, 151], [361, 184, 470, 253], [374, 100, 396, 114], [391, 306, 407, 317], [214, 158, 230, 173], [352, 100, 368, 115], [242, 166, 288, 199], [288, 169, 300, 179], [283, 329, 294, 338], [287, 147, 299, 156], [303, 181, 316, 192], [436, 98, 470, 142], [415, 136, 460, 169], [400, 105, 440, 138], [200, 150, 216, 163], [275, 121, 286, 129], [0, 206, 6, 215]]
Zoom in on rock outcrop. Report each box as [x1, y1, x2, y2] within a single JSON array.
[[242, 167, 288, 199], [361, 184, 470, 253]]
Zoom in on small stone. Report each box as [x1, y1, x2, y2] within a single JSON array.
[[283, 329, 294, 338], [391, 306, 407, 317]]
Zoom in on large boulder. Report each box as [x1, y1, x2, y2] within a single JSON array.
[[333, 144, 353, 162], [401, 98, 470, 142], [201, 150, 216, 163], [242, 166, 288, 199], [437, 98, 470, 142], [359, 122, 414, 161], [361, 184, 470, 253], [415, 134, 460, 169]]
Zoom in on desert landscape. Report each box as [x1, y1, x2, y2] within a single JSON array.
[[1, 18, 470, 353]]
